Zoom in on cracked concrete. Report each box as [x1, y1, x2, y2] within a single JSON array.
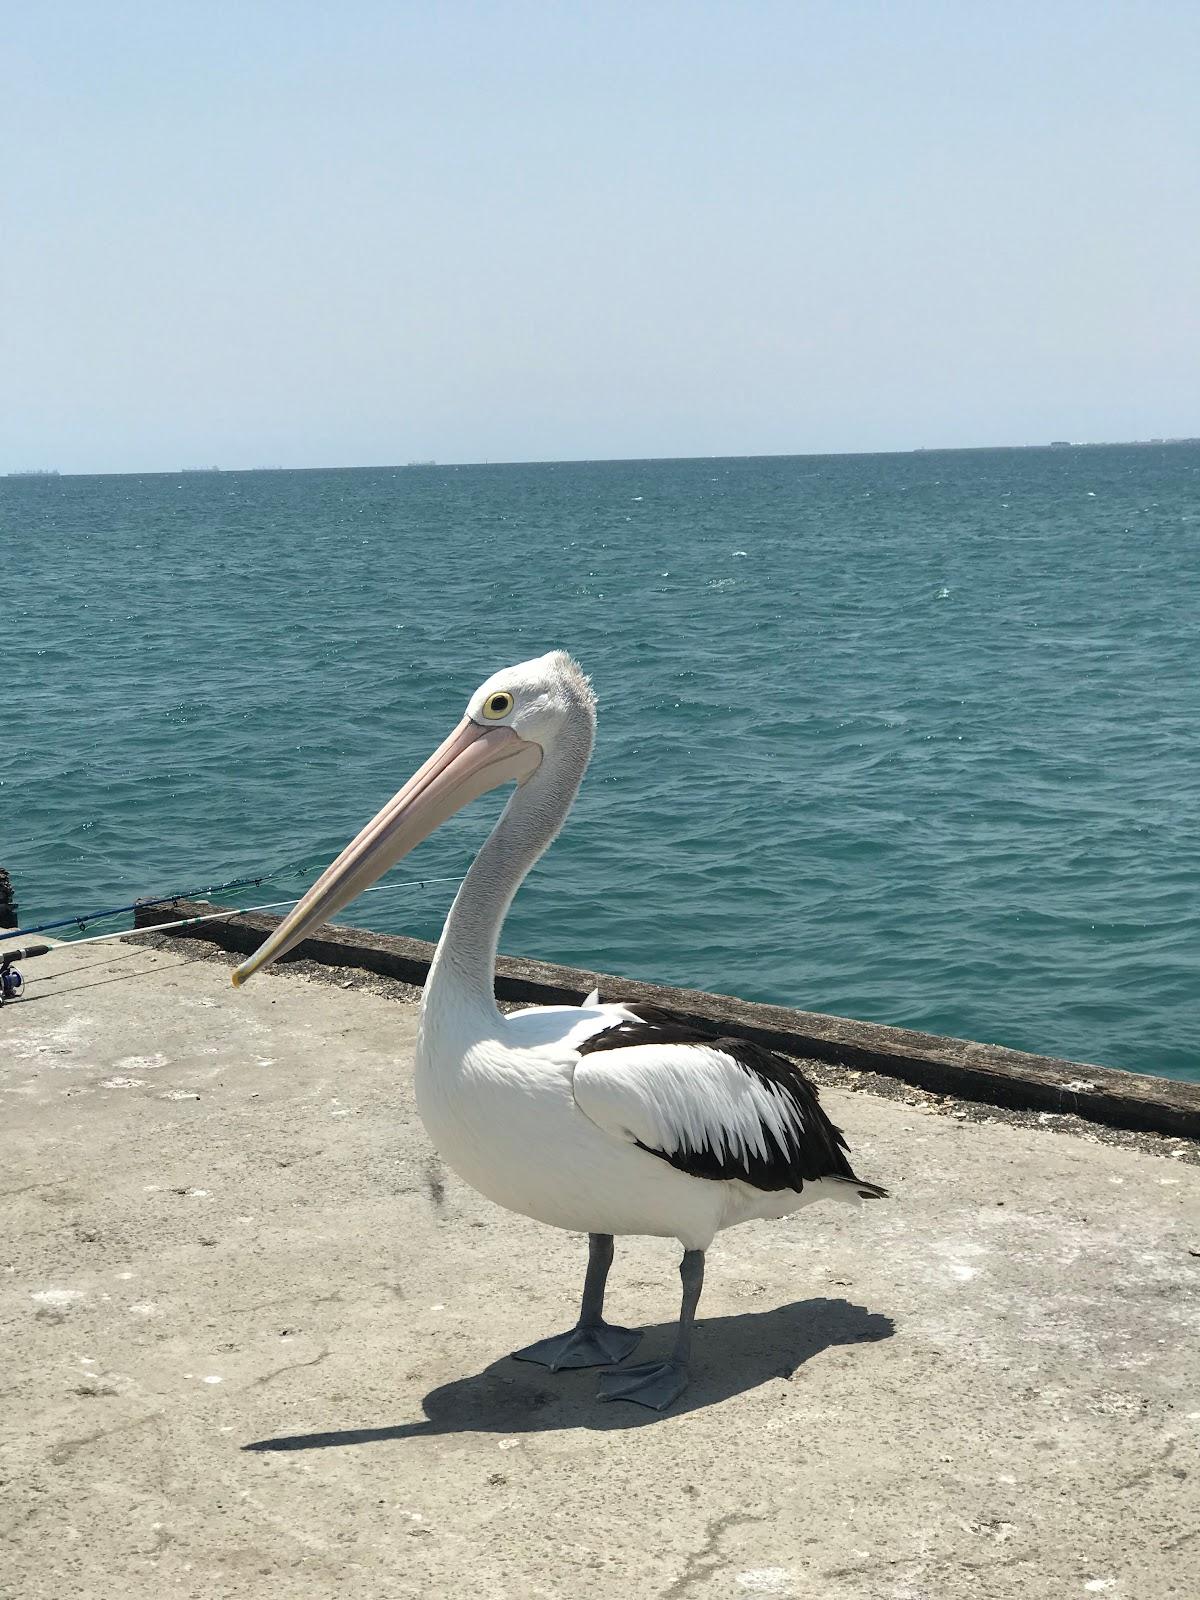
[[661, 1509, 772, 1599], [2, 936, 1199, 1599]]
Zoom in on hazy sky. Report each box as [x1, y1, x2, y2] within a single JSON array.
[[4, 2, 1197, 473]]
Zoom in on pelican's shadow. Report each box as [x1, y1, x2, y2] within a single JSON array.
[[244, 1296, 893, 1451]]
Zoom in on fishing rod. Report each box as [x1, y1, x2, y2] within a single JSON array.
[[28, 875, 466, 955], [5, 871, 276, 941], [5, 876, 470, 998], [0, 850, 465, 1001]]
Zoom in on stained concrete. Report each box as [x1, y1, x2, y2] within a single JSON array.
[[2, 936, 1198, 1600]]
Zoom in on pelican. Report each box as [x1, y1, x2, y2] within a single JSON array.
[[232, 652, 886, 1409]]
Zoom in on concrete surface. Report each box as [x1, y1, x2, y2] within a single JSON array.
[[2, 936, 1198, 1600]]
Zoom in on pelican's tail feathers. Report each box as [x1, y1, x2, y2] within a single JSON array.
[[827, 1174, 889, 1202]]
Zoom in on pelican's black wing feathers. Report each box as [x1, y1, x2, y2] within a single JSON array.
[[575, 1004, 887, 1197]]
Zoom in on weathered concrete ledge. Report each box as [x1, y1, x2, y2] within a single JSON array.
[[134, 899, 1200, 1142]]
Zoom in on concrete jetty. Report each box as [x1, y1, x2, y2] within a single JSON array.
[[3, 932, 1198, 1599]]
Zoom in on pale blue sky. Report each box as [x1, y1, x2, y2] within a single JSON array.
[[3, 1, 1197, 472]]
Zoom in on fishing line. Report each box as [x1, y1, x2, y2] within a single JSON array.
[[6, 847, 430, 942], [5, 872, 276, 940], [19, 875, 465, 974]]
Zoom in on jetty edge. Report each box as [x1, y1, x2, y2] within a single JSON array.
[[134, 897, 1200, 1141]]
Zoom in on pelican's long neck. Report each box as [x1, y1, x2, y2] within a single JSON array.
[[423, 718, 593, 1034]]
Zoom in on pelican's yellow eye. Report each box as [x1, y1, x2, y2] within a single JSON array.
[[482, 690, 514, 720]]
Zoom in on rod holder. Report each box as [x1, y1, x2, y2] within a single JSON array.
[[0, 869, 16, 930]]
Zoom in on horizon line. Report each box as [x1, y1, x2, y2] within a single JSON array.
[[5, 434, 1199, 479]]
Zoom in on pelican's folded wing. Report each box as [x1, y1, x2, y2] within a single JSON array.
[[570, 1017, 861, 1194]]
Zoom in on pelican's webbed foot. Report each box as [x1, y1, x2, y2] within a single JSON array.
[[513, 1233, 641, 1371], [512, 1321, 641, 1371], [597, 1358, 688, 1410], [597, 1246, 705, 1411]]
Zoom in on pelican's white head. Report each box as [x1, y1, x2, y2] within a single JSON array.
[[231, 650, 594, 986], [466, 649, 596, 755]]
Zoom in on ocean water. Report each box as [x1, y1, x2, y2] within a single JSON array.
[[3, 446, 1197, 1080]]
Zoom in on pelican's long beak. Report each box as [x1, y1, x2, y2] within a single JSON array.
[[231, 718, 542, 987]]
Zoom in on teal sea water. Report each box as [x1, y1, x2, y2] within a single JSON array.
[[4, 446, 1197, 1080]]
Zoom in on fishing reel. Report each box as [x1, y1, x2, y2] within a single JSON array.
[[0, 945, 49, 1005]]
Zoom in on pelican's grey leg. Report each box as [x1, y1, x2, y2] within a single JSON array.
[[596, 1248, 704, 1410], [512, 1233, 642, 1370]]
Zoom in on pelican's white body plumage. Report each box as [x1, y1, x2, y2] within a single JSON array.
[[416, 996, 858, 1252]]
